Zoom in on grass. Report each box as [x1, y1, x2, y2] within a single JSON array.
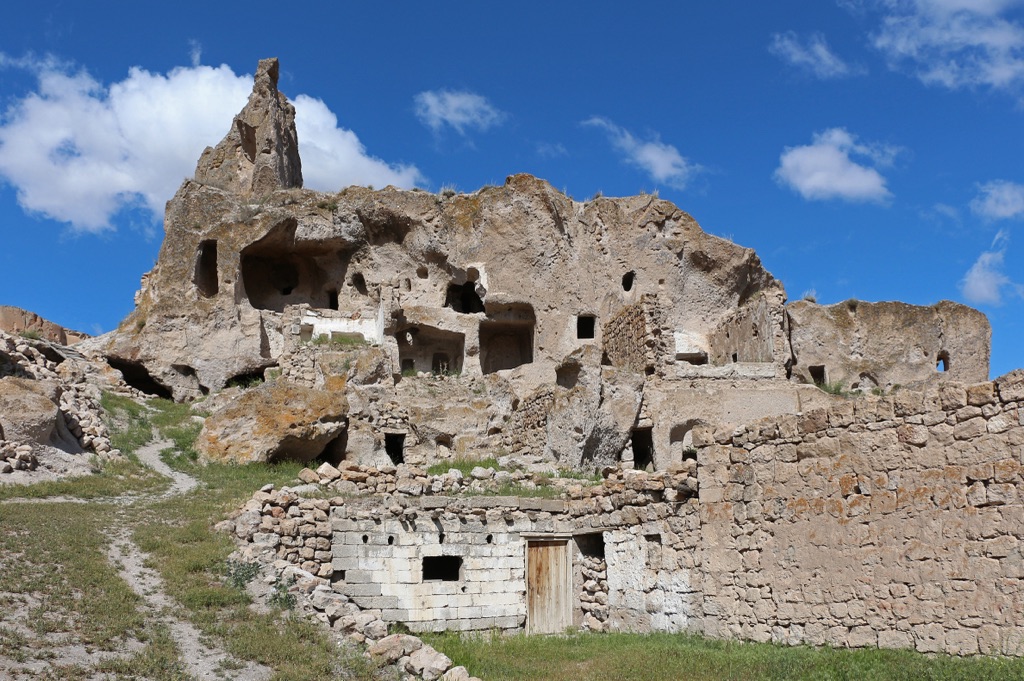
[[423, 630, 1024, 681], [18, 329, 42, 340], [310, 333, 367, 347], [427, 456, 502, 476], [0, 502, 145, 649], [816, 379, 848, 396], [0, 390, 381, 680]]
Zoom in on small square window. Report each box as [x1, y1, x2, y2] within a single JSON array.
[[422, 556, 462, 581], [577, 315, 596, 340]]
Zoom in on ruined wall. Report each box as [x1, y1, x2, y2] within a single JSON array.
[[602, 294, 670, 375], [786, 299, 990, 389], [501, 388, 555, 459], [696, 369, 1024, 655], [707, 293, 786, 369]]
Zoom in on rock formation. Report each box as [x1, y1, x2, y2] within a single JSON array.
[[103, 58, 991, 474], [0, 305, 90, 345]]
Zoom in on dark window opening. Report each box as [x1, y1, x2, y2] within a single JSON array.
[[352, 273, 368, 296], [809, 365, 827, 385], [422, 555, 462, 582], [645, 366, 656, 376], [193, 240, 219, 297], [416, 266, 429, 279], [731, 352, 738, 363], [601, 352, 612, 366], [385, 433, 405, 464], [445, 282, 484, 313], [327, 289, 339, 310], [105, 356, 173, 399], [331, 570, 346, 584], [432, 353, 451, 374], [622, 271, 636, 292], [575, 533, 605, 559], [577, 315, 596, 340], [937, 351, 950, 372], [401, 358, 415, 374], [631, 427, 655, 471]]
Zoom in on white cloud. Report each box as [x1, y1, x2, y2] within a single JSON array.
[[583, 117, 701, 190], [413, 89, 505, 135], [0, 56, 423, 232], [971, 179, 1024, 219], [960, 229, 1023, 304], [536, 141, 568, 158], [867, 0, 1024, 91], [774, 128, 898, 202], [769, 31, 864, 78], [294, 95, 423, 192]]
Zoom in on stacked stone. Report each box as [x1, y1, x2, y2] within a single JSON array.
[[0, 442, 37, 473], [501, 388, 554, 458], [278, 344, 319, 387], [698, 370, 1024, 656], [0, 330, 122, 462], [579, 555, 609, 631], [602, 294, 668, 375]]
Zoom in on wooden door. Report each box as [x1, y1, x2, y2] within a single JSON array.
[[526, 539, 570, 634]]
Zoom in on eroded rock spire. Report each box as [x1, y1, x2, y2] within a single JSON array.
[[194, 57, 302, 196]]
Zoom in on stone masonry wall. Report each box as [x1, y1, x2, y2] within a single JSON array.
[[501, 388, 554, 459], [696, 369, 1024, 656], [602, 294, 670, 375], [707, 292, 786, 369]]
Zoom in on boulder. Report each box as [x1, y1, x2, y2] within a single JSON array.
[[197, 381, 347, 464], [0, 378, 77, 450], [407, 644, 452, 681], [368, 633, 423, 664]]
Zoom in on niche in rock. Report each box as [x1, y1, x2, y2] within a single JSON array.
[[240, 219, 329, 312], [937, 351, 950, 372], [808, 365, 827, 385], [396, 326, 465, 376], [445, 282, 484, 313], [105, 356, 172, 399], [193, 240, 219, 297], [480, 305, 535, 375], [670, 421, 700, 461]]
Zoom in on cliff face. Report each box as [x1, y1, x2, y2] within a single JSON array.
[[105, 60, 782, 401], [102, 58, 991, 471]]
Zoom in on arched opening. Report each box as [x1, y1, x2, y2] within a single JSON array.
[[105, 356, 172, 399], [352, 273, 368, 296], [384, 433, 405, 464], [193, 240, 219, 297], [937, 351, 950, 372]]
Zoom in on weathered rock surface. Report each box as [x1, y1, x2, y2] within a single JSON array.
[[194, 57, 301, 197], [197, 381, 347, 464], [0, 305, 89, 345], [787, 299, 990, 389]]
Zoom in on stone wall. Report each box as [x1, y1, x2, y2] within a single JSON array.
[[602, 294, 670, 375], [696, 369, 1024, 655], [707, 293, 785, 369], [501, 388, 554, 459], [231, 370, 1024, 657]]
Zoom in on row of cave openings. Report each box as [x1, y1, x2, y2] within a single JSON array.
[[802, 348, 951, 391]]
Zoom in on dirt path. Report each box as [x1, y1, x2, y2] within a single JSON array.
[[104, 439, 272, 681]]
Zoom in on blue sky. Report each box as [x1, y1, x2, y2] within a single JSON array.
[[1, 1, 1022, 377]]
